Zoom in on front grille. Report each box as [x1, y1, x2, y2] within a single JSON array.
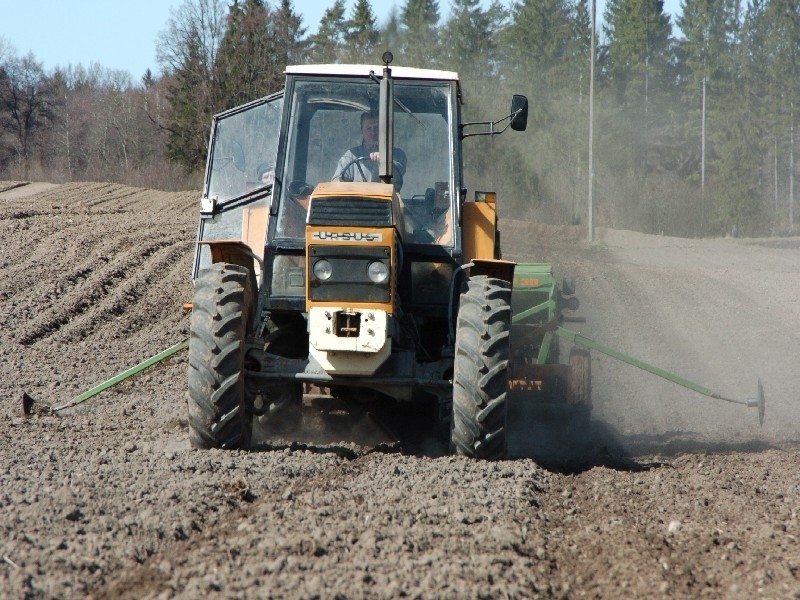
[[308, 245, 391, 303], [308, 197, 393, 227]]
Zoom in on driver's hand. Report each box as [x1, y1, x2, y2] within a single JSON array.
[[368, 151, 379, 162]]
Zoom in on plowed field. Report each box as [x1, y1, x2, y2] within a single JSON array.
[[1, 182, 799, 598]]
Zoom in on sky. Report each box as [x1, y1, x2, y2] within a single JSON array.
[[3, 0, 682, 80]]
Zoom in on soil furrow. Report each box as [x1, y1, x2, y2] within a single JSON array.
[[1, 184, 798, 599]]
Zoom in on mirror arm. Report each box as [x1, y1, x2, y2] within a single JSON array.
[[460, 112, 516, 139]]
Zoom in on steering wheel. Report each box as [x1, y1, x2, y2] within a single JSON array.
[[333, 156, 406, 183], [333, 156, 370, 181]]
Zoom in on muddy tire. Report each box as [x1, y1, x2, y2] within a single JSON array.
[[452, 276, 511, 460], [567, 348, 592, 422], [187, 263, 253, 450]]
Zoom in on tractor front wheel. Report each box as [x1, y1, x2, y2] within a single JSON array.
[[452, 276, 512, 460], [187, 263, 254, 450]]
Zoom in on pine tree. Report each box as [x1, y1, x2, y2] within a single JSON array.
[[711, 108, 765, 235], [344, 0, 381, 63], [157, 0, 228, 172], [602, 0, 674, 102], [495, 0, 594, 223], [504, 0, 584, 95], [381, 7, 403, 54], [676, 0, 742, 228], [163, 35, 212, 169], [402, 0, 440, 32], [761, 0, 800, 232], [215, 0, 279, 108], [600, 0, 676, 174], [677, 1, 739, 151], [740, 0, 779, 229], [308, 0, 347, 63], [441, 0, 507, 83], [399, 0, 441, 66], [271, 0, 308, 68]]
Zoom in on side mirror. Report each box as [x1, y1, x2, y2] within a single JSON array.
[[460, 95, 529, 139], [510, 95, 528, 132]]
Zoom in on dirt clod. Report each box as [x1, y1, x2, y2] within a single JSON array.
[[1, 183, 799, 597]]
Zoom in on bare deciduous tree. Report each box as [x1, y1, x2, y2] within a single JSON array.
[[156, 0, 227, 78], [0, 51, 57, 177]]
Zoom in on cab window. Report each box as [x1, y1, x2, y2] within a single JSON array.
[[206, 94, 283, 203], [275, 78, 454, 245]]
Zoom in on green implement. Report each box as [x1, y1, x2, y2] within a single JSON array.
[[22, 338, 189, 416], [554, 326, 765, 425], [508, 261, 765, 427]]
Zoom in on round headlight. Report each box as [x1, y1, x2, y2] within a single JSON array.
[[367, 261, 389, 284], [313, 259, 333, 281]]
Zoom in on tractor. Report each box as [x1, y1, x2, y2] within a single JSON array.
[[187, 54, 539, 459]]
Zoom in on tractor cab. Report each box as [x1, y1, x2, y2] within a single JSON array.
[[195, 63, 462, 289], [270, 64, 457, 249]]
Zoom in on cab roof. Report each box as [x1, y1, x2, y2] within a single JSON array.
[[286, 64, 459, 82]]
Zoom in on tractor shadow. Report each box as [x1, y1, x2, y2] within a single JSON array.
[[507, 395, 776, 474], [249, 392, 650, 470], [250, 393, 412, 458], [250, 392, 454, 459], [506, 396, 646, 473], [250, 391, 775, 471]]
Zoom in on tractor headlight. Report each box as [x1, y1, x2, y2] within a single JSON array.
[[367, 260, 389, 284], [307, 245, 391, 303], [313, 259, 333, 281]]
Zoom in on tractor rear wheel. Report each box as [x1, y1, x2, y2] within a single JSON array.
[[452, 276, 512, 460], [187, 263, 253, 450], [567, 347, 592, 423]]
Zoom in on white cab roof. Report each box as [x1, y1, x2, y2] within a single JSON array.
[[286, 64, 459, 82]]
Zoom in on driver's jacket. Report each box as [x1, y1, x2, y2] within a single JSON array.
[[333, 142, 407, 190]]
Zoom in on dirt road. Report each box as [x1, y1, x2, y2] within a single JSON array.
[[1, 182, 798, 598]]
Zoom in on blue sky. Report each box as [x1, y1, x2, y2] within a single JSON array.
[[2, 0, 681, 79]]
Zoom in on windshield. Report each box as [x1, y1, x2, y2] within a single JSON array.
[[276, 77, 454, 244], [206, 94, 284, 203]]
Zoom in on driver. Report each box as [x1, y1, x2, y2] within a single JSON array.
[[332, 111, 407, 190]]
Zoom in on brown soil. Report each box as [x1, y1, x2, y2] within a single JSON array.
[[1, 182, 799, 598]]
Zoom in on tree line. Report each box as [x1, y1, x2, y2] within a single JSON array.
[[1, 0, 799, 236]]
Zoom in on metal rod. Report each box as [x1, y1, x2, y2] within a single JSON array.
[[511, 299, 552, 324], [588, 0, 596, 242], [51, 338, 190, 412], [379, 60, 393, 183], [555, 326, 754, 407]]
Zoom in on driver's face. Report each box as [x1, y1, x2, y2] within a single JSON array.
[[361, 117, 379, 150]]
